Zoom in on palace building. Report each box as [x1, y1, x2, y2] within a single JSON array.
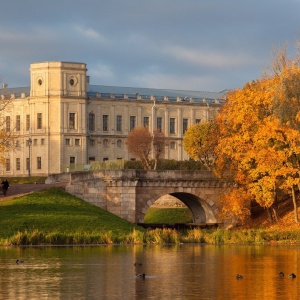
[[0, 61, 227, 176]]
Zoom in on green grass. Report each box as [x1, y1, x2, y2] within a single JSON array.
[[144, 207, 193, 223], [0, 187, 144, 245], [2, 187, 300, 246]]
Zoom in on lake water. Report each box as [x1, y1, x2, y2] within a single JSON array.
[[0, 244, 299, 299]]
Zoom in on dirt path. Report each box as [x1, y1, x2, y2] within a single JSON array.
[[0, 182, 67, 201]]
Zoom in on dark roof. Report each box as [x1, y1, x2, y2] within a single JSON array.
[[0, 87, 30, 97], [89, 85, 227, 101], [0, 85, 227, 103]]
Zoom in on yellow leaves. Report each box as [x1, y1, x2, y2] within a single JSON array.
[[218, 187, 251, 224], [183, 122, 216, 170], [215, 55, 300, 220]]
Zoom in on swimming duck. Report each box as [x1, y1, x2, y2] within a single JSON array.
[[16, 259, 24, 264], [279, 272, 284, 277], [136, 273, 146, 278], [236, 274, 243, 279], [288, 273, 296, 278]]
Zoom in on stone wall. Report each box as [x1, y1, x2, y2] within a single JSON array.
[[60, 169, 222, 224]]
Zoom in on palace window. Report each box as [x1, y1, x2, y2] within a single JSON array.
[[103, 115, 109, 131], [75, 139, 80, 146], [70, 157, 75, 169], [143, 116, 149, 128], [117, 139, 122, 148], [169, 118, 175, 134], [170, 141, 176, 150], [69, 113, 76, 129], [37, 113, 42, 129], [5, 158, 10, 171], [89, 139, 95, 147], [65, 138, 70, 146], [116, 115, 122, 132], [195, 119, 201, 124], [41, 138, 45, 145], [37, 157, 42, 169], [16, 115, 21, 131], [6, 116, 10, 132], [88, 113, 95, 131], [16, 158, 20, 171], [26, 114, 30, 131], [130, 116, 136, 131], [157, 117, 162, 132], [182, 118, 188, 134], [103, 139, 109, 147]]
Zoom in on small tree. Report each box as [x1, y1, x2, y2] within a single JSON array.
[[126, 126, 166, 170], [153, 130, 166, 170], [183, 121, 216, 170]]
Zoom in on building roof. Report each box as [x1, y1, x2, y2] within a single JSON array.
[[89, 85, 227, 100], [0, 84, 227, 103], [0, 86, 29, 97]]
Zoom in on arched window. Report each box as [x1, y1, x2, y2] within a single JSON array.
[[117, 139, 122, 148], [103, 139, 109, 147]]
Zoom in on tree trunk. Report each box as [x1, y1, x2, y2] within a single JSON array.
[[291, 185, 299, 223], [272, 206, 279, 223], [267, 207, 274, 223], [271, 194, 279, 223], [153, 159, 157, 170]]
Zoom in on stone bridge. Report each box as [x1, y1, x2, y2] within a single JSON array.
[[49, 170, 224, 224]]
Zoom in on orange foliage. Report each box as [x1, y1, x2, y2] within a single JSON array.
[[215, 50, 300, 223]]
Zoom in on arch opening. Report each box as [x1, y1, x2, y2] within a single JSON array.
[[170, 192, 217, 224], [143, 192, 217, 225]]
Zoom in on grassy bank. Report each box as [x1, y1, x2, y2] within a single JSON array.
[[144, 207, 193, 223], [1, 187, 300, 246]]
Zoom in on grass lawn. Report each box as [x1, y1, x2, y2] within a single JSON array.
[[0, 187, 143, 244], [3, 186, 300, 246], [144, 207, 193, 223]]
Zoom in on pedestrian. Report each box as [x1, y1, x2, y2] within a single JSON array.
[[1, 179, 9, 196]]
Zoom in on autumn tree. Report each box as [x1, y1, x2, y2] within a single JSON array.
[[126, 126, 166, 170], [0, 86, 16, 164], [215, 47, 300, 224], [214, 78, 277, 223], [152, 130, 166, 170], [183, 121, 217, 171]]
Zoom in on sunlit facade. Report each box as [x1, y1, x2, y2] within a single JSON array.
[[0, 61, 226, 176]]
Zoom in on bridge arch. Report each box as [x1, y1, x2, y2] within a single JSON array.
[[61, 169, 222, 224], [139, 192, 218, 224]]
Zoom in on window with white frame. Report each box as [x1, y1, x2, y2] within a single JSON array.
[[69, 113, 76, 129]]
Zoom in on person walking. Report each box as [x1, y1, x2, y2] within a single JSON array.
[[1, 179, 9, 196]]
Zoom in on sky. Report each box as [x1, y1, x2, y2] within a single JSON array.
[[0, 0, 299, 92]]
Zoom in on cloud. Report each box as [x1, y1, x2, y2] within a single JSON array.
[[74, 26, 107, 43], [89, 64, 115, 82], [0, 0, 299, 91], [163, 45, 262, 68]]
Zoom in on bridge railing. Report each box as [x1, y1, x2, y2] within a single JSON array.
[[61, 160, 126, 173]]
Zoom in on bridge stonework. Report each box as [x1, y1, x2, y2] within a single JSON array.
[[61, 169, 224, 224]]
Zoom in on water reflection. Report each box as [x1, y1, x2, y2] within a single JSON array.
[[0, 244, 299, 299]]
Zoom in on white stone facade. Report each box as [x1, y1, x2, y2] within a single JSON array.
[[0, 61, 226, 176]]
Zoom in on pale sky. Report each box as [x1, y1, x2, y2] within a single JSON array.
[[0, 0, 299, 92]]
